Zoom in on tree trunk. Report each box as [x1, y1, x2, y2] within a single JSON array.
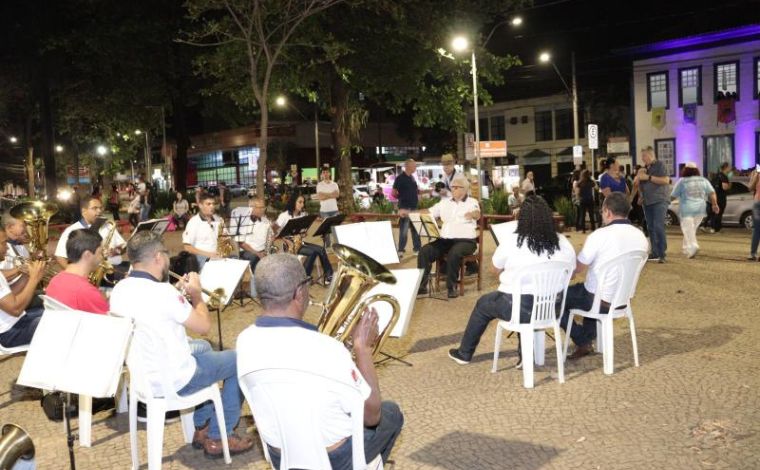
[[257, 104, 269, 196], [37, 63, 57, 201], [329, 78, 354, 214], [24, 114, 34, 197]]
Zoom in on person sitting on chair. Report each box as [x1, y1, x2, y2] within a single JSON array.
[[110, 231, 254, 458], [183, 191, 225, 269], [559, 192, 649, 360], [46, 229, 109, 314], [1, 214, 42, 308], [416, 174, 480, 299], [237, 197, 271, 273], [448, 196, 576, 368], [274, 194, 333, 283], [236, 254, 404, 469], [0, 225, 45, 349]]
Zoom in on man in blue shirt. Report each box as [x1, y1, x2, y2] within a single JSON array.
[[392, 159, 421, 257]]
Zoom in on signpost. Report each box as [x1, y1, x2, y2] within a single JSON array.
[[587, 124, 598, 171], [573, 145, 583, 167], [464, 133, 475, 161]]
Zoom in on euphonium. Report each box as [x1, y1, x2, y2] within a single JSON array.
[[216, 219, 235, 258], [9, 200, 58, 257], [0, 423, 35, 469], [88, 220, 117, 286], [315, 244, 401, 358]]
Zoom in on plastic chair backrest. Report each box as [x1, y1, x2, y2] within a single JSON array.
[[589, 250, 647, 314], [125, 322, 182, 401], [240, 368, 368, 470], [39, 294, 73, 312], [509, 261, 574, 328]]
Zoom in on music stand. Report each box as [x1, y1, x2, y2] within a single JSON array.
[[199, 258, 249, 350], [17, 310, 134, 470], [277, 214, 318, 239], [409, 214, 447, 301], [313, 214, 345, 249], [129, 218, 170, 239]]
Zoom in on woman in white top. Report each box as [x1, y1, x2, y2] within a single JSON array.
[[275, 194, 333, 282], [172, 191, 190, 229], [127, 193, 141, 228]]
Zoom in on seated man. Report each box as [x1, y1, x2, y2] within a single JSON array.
[[448, 196, 576, 366], [183, 191, 226, 268], [416, 174, 480, 298], [237, 254, 403, 469], [274, 193, 333, 283], [0, 225, 45, 349], [236, 197, 271, 273], [110, 231, 253, 458], [560, 192, 649, 360], [1, 214, 44, 309], [46, 229, 109, 314]]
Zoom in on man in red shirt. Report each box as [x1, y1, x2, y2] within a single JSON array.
[[46, 229, 109, 314]]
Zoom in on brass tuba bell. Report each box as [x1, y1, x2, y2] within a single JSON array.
[[10, 201, 58, 258], [0, 423, 35, 470], [315, 244, 401, 358]]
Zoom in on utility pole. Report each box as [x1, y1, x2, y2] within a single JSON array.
[[572, 51, 579, 147]]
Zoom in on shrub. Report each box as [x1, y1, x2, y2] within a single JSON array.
[[488, 189, 510, 215], [553, 196, 576, 226], [417, 196, 440, 210]]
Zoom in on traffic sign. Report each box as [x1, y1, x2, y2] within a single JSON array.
[[588, 124, 598, 149]]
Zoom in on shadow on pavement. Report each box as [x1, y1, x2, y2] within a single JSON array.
[[409, 430, 562, 470]]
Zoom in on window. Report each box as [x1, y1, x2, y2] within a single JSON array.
[[714, 61, 739, 101], [647, 71, 669, 110], [703, 135, 734, 177], [654, 139, 676, 177], [678, 66, 702, 106], [554, 109, 574, 140], [754, 57, 760, 100], [467, 118, 488, 140], [534, 110, 553, 142], [490, 116, 505, 140]]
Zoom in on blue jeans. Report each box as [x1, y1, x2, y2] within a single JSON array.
[[239, 251, 262, 297], [643, 201, 668, 258], [268, 401, 404, 470], [751, 201, 760, 256], [178, 349, 242, 440], [299, 242, 333, 278], [397, 215, 421, 253], [559, 284, 609, 348], [140, 203, 152, 222], [0, 307, 43, 348], [320, 211, 340, 247]]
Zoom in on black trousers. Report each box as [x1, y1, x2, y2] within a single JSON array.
[[710, 197, 727, 232], [417, 238, 476, 290]]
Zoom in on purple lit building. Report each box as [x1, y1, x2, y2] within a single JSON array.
[[630, 25, 760, 177]]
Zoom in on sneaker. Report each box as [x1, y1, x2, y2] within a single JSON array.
[[657, 258, 666, 264], [397, 251, 405, 258], [136, 402, 181, 424], [417, 284, 429, 296], [447, 289, 459, 299], [687, 249, 698, 259], [647, 255, 660, 262], [707, 228, 715, 234], [699, 226, 707, 233], [748, 255, 758, 261], [448, 349, 470, 365]]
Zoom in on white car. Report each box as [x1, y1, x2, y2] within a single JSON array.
[[227, 184, 247, 197], [353, 185, 371, 209]]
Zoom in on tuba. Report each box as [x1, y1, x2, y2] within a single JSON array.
[[315, 244, 401, 358], [0, 423, 35, 470], [9, 201, 58, 257], [88, 219, 117, 286]]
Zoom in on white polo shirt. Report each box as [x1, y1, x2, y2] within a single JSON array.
[[429, 196, 480, 239], [0, 273, 24, 334], [492, 221, 577, 295], [55, 220, 126, 265], [183, 214, 222, 253], [236, 318, 370, 448], [578, 221, 649, 301], [317, 180, 339, 213], [237, 216, 271, 252], [274, 211, 307, 233], [110, 274, 196, 393]]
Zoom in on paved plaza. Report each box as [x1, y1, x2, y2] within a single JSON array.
[[1, 225, 759, 469]]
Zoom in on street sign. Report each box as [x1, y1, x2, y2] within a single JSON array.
[[573, 145, 583, 166], [479, 140, 508, 158], [588, 124, 598, 149], [464, 133, 475, 161]]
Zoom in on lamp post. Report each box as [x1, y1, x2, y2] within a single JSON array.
[[451, 36, 482, 199], [275, 95, 321, 174], [539, 51, 579, 146]]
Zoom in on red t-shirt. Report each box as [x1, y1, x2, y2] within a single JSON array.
[[45, 272, 109, 315]]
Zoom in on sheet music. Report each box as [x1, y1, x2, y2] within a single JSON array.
[[409, 213, 441, 239], [361, 268, 423, 338], [199, 258, 250, 306], [489, 220, 517, 246], [130, 218, 170, 239], [333, 221, 399, 265], [17, 310, 132, 397]]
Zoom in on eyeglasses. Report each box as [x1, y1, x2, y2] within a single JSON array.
[[292, 276, 312, 300], [451, 185, 464, 189]]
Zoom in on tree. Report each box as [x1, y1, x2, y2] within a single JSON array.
[[183, 0, 345, 193]]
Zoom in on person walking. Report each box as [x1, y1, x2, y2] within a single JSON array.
[[705, 162, 731, 233], [636, 146, 671, 263], [575, 170, 596, 233], [393, 159, 421, 257], [670, 163, 718, 259], [748, 169, 760, 261]]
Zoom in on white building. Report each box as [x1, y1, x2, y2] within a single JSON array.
[[631, 25, 760, 177]]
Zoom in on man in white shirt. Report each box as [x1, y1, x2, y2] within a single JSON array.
[[55, 196, 127, 274], [110, 231, 253, 458], [316, 168, 340, 247], [439, 153, 459, 198], [236, 254, 403, 469], [0, 225, 45, 349], [183, 192, 225, 268], [560, 192, 649, 360], [416, 175, 480, 298], [236, 198, 271, 273], [1, 215, 31, 285], [448, 196, 576, 366]]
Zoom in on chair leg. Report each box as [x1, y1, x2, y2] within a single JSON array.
[[180, 411, 194, 444], [596, 320, 605, 354], [553, 324, 565, 384], [211, 390, 232, 464], [628, 312, 640, 367], [117, 376, 129, 414], [603, 319, 615, 375], [79, 395, 92, 448], [459, 263, 465, 296], [520, 333, 535, 389], [129, 393, 139, 470], [533, 331, 545, 366], [147, 402, 167, 470], [492, 324, 503, 373], [563, 314, 574, 362]]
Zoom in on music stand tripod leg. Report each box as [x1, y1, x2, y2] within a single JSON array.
[[375, 352, 413, 367], [215, 307, 224, 350], [64, 392, 78, 470]]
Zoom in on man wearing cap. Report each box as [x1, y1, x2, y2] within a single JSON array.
[[393, 159, 421, 257], [440, 154, 460, 198]]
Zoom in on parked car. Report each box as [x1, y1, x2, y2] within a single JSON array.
[[227, 184, 247, 197], [667, 180, 754, 229], [353, 185, 371, 209]]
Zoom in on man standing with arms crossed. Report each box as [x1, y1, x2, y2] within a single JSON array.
[[317, 167, 340, 248]]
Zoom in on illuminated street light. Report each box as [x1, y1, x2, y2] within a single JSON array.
[[135, 129, 142, 135], [451, 36, 469, 53], [539, 51, 551, 63], [9, 136, 18, 144], [275, 95, 287, 107], [274, 94, 321, 170], [511, 16, 523, 26], [55, 145, 64, 153], [96, 145, 108, 156], [539, 50, 579, 146]]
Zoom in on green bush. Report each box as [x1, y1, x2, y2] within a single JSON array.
[[488, 189, 510, 215], [151, 190, 175, 217], [369, 199, 395, 214], [417, 196, 440, 210], [553, 196, 576, 226]]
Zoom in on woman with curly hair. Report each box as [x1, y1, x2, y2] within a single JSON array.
[[448, 195, 576, 368]]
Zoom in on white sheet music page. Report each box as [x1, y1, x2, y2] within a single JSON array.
[[200, 258, 250, 306], [489, 220, 518, 246], [333, 221, 399, 265]]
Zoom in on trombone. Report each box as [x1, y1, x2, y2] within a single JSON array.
[[167, 270, 227, 310]]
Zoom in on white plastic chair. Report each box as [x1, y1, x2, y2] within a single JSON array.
[[126, 329, 231, 469], [239, 368, 383, 470], [563, 250, 647, 375], [492, 261, 574, 389], [0, 342, 29, 356]]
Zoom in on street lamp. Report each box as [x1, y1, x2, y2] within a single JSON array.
[[275, 94, 321, 173], [9, 136, 18, 144], [451, 35, 483, 199], [55, 145, 64, 153], [96, 145, 108, 156], [539, 51, 579, 146]]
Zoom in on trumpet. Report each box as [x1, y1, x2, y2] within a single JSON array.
[[167, 270, 227, 310], [12, 256, 62, 284]]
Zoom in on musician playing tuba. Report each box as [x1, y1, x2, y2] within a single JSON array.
[[0, 214, 42, 305], [183, 191, 231, 269], [236, 254, 404, 469], [55, 196, 127, 277]]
